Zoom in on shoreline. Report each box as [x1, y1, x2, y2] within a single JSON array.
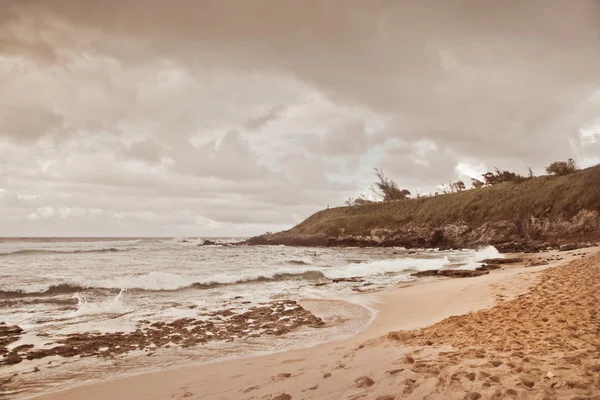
[[30, 247, 599, 400]]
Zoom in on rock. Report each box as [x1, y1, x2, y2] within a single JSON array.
[[354, 376, 375, 388], [12, 344, 34, 352], [200, 240, 216, 246], [2, 353, 22, 365], [476, 264, 501, 271], [411, 270, 440, 277], [560, 243, 582, 251], [412, 269, 489, 278], [271, 394, 292, 400], [438, 270, 489, 278], [480, 258, 523, 265], [546, 371, 554, 379], [6, 300, 325, 363]]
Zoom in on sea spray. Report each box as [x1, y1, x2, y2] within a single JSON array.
[[72, 289, 126, 316], [474, 246, 504, 261]]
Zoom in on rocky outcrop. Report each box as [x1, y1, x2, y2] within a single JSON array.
[[243, 210, 600, 252], [0, 300, 324, 366], [412, 269, 490, 278]]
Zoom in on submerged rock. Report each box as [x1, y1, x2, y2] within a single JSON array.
[[480, 257, 523, 264], [412, 269, 489, 278]]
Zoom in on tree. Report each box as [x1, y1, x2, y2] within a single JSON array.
[[545, 158, 577, 176], [371, 168, 411, 201], [452, 181, 466, 192], [471, 178, 484, 189], [482, 168, 526, 186]]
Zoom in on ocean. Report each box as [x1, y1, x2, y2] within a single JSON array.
[[0, 237, 501, 398]]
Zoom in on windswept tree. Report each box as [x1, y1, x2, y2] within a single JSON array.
[[452, 181, 466, 192], [471, 178, 484, 189], [371, 168, 411, 201], [482, 168, 527, 185], [545, 158, 576, 176]]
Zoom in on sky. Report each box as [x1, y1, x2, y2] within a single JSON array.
[[1, 0, 600, 237]]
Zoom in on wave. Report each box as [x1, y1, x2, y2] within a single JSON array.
[[87, 270, 326, 291], [0, 248, 502, 298], [0, 248, 126, 256], [0, 271, 327, 298], [474, 245, 504, 261], [0, 283, 89, 298], [287, 258, 313, 265], [322, 257, 450, 279]]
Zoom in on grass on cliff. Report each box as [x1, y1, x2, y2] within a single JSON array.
[[290, 164, 600, 236]]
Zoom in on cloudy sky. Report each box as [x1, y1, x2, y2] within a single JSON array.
[[1, 0, 600, 237]]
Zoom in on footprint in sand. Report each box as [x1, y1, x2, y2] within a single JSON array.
[[270, 394, 292, 400], [354, 376, 375, 388], [272, 373, 292, 381]]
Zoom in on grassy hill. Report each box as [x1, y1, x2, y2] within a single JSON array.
[[290, 164, 600, 237]]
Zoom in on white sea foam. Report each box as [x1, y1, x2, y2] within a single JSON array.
[[72, 290, 126, 317], [323, 257, 450, 279], [474, 246, 504, 261], [89, 272, 196, 291]]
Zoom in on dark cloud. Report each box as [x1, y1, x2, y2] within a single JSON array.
[[0, 0, 599, 235]]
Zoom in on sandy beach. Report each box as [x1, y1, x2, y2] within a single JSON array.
[[31, 246, 600, 400]]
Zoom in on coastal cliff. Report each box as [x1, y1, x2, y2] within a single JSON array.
[[246, 165, 600, 251]]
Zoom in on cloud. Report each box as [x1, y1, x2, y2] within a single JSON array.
[[0, 0, 599, 235]]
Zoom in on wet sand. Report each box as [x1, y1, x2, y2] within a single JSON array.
[[33, 247, 600, 399]]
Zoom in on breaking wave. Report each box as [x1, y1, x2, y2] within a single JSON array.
[[0, 248, 126, 257], [72, 289, 126, 316], [474, 245, 504, 261], [322, 257, 450, 279], [0, 283, 88, 298], [0, 247, 500, 298], [0, 271, 327, 298]]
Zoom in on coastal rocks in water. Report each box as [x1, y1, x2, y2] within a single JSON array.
[[0, 323, 23, 357], [200, 240, 217, 246], [480, 258, 523, 265], [411, 270, 440, 277], [439, 270, 489, 278], [476, 264, 502, 271], [412, 269, 489, 278], [0, 300, 324, 365]]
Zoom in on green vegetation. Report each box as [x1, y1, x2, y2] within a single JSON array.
[[291, 164, 600, 236]]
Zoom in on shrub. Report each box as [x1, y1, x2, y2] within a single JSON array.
[[545, 158, 577, 176]]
